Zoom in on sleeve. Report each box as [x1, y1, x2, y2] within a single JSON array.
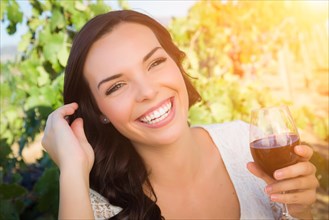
[[89, 188, 122, 219]]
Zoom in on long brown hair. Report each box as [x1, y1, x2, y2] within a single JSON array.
[[64, 10, 201, 220]]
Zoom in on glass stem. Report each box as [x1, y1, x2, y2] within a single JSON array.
[[281, 192, 294, 220], [282, 202, 290, 217]]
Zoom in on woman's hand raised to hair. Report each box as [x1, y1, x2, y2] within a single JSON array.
[[42, 103, 95, 175], [247, 144, 319, 219], [42, 103, 95, 219]]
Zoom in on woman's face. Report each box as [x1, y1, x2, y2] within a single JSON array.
[[83, 22, 190, 148]]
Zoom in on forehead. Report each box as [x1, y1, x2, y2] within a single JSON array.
[[99, 21, 159, 47], [83, 22, 161, 84]]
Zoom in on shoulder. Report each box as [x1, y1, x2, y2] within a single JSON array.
[[197, 120, 250, 146], [201, 120, 249, 132], [195, 120, 252, 178], [193, 120, 252, 170], [89, 188, 122, 219], [197, 121, 281, 218]]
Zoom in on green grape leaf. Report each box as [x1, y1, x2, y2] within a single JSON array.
[[7, 1, 23, 24], [75, 1, 87, 11], [0, 0, 8, 21], [118, 0, 130, 10], [50, 8, 65, 31], [18, 32, 32, 52], [39, 26, 52, 45], [43, 33, 65, 65], [28, 17, 43, 31], [33, 167, 59, 214], [0, 199, 19, 220], [71, 11, 88, 31], [0, 184, 27, 199], [90, 2, 111, 15], [57, 45, 69, 67], [37, 66, 50, 86], [0, 141, 11, 164]]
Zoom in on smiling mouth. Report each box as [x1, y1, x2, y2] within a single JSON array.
[[138, 98, 173, 125]]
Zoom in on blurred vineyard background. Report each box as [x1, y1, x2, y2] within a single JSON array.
[[0, 0, 328, 219]]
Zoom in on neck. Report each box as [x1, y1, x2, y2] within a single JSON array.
[[134, 127, 202, 188]]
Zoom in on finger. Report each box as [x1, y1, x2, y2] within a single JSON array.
[[265, 176, 319, 194], [48, 103, 78, 129], [294, 145, 313, 162], [71, 118, 95, 168], [286, 204, 313, 219], [71, 118, 88, 143], [52, 102, 78, 119], [43, 103, 78, 150], [247, 162, 275, 185], [273, 161, 316, 180], [270, 189, 317, 205]]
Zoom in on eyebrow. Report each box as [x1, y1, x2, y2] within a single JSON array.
[[97, 74, 122, 90], [97, 46, 162, 90], [143, 46, 162, 62]]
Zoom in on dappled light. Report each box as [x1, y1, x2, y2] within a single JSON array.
[[1, 0, 328, 219], [169, 1, 328, 218]]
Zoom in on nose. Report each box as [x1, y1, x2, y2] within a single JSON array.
[[134, 76, 158, 102]]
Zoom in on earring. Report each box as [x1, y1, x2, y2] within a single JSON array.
[[100, 115, 110, 124]]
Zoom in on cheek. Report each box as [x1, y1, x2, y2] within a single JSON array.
[[166, 65, 189, 107], [96, 96, 133, 126]]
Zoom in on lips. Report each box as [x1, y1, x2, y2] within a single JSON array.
[[137, 97, 173, 125]]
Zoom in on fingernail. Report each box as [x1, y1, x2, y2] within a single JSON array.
[[270, 194, 279, 201], [265, 186, 272, 194], [298, 146, 305, 154], [274, 171, 283, 179]]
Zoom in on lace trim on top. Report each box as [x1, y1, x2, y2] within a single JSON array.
[[89, 188, 122, 219], [270, 201, 283, 220], [89, 188, 282, 220]]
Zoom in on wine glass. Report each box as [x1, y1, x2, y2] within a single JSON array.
[[249, 105, 300, 220]]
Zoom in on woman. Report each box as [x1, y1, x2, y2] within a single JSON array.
[[42, 10, 318, 219]]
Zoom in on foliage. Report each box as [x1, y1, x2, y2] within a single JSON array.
[[174, 2, 329, 213], [0, 0, 126, 219], [168, 0, 329, 199], [169, 1, 328, 135], [0, 0, 328, 219], [310, 151, 329, 193]]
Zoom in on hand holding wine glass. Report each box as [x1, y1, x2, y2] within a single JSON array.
[[248, 106, 318, 220]]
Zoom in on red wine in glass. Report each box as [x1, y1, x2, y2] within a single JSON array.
[[249, 106, 300, 220], [250, 133, 300, 178]]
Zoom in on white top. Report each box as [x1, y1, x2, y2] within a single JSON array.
[[89, 120, 282, 219]]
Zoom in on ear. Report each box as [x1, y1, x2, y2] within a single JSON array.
[[100, 115, 110, 124]]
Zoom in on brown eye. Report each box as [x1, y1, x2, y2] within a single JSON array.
[[105, 82, 125, 95], [148, 57, 167, 70]]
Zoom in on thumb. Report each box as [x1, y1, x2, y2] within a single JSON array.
[[247, 162, 275, 185]]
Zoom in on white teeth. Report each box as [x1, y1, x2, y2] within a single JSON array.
[[154, 110, 160, 118], [139, 101, 172, 124]]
